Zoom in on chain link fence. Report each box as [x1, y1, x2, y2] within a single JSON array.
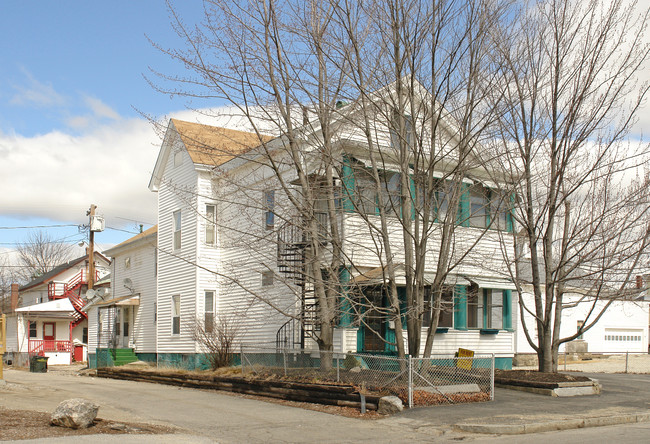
[[557, 351, 650, 374], [240, 346, 494, 408]]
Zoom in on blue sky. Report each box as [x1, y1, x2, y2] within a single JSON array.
[[0, 1, 213, 253]]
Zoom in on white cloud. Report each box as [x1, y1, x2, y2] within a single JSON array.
[[0, 118, 160, 229], [10, 68, 66, 108]]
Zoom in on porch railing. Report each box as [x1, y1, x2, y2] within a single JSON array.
[[28, 339, 73, 355], [48, 269, 99, 299]]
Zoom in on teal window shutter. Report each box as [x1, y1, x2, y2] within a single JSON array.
[[342, 156, 355, 213], [338, 267, 353, 327], [507, 193, 515, 233], [503, 289, 513, 330], [458, 183, 470, 227], [454, 285, 467, 330]]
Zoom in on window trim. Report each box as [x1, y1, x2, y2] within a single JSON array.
[[204, 290, 215, 333], [172, 210, 182, 250], [171, 294, 181, 336], [205, 204, 217, 245]]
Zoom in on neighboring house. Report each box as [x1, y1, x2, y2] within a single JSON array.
[[4, 254, 110, 366], [143, 82, 519, 370], [85, 226, 158, 367], [514, 285, 650, 361]]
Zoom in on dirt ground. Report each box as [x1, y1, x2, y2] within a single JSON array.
[[0, 406, 178, 441]]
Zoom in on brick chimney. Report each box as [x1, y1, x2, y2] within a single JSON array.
[[636, 275, 644, 289], [11, 283, 19, 312]]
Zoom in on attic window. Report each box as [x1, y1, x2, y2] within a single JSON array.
[[174, 150, 183, 167], [124, 257, 131, 269]]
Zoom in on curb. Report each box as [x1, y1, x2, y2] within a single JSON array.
[[455, 412, 650, 435]]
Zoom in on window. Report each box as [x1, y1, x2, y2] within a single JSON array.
[[469, 185, 488, 228], [172, 294, 181, 335], [173, 150, 183, 167], [205, 204, 217, 245], [173, 210, 182, 250], [204, 291, 215, 333], [577, 320, 584, 339], [154, 302, 157, 324], [423, 287, 454, 328], [29, 321, 37, 338], [355, 169, 377, 215], [467, 285, 481, 328], [262, 271, 274, 286], [82, 327, 88, 344], [389, 111, 414, 150], [124, 257, 131, 269], [484, 290, 503, 329], [264, 190, 275, 229], [489, 191, 510, 230], [379, 171, 401, 215]]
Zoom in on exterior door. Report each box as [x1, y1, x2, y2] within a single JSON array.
[[43, 322, 55, 352], [361, 287, 387, 353]]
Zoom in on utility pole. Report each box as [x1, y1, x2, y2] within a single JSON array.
[[87, 204, 97, 290]]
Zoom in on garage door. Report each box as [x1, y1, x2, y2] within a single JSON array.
[[603, 328, 645, 352]]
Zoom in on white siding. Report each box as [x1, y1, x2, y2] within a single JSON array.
[[516, 292, 649, 354], [156, 136, 199, 353], [109, 235, 158, 353]]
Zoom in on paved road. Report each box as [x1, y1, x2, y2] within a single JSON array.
[[1, 368, 649, 443]]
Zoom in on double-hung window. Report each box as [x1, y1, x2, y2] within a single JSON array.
[[173, 210, 182, 250], [489, 191, 510, 230], [423, 287, 454, 328], [204, 291, 215, 333], [29, 321, 37, 338], [264, 190, 275, 229], [484, 290, 503, 329], [172, 294, 181, 335], [205, 204, 217, 245], [469, 185, 488, 228]]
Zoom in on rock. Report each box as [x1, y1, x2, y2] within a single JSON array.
[[378, 396, 403, 414], [349, 366, 362, 373], [51, 398, 99, 429]]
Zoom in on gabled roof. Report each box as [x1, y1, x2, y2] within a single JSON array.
[[19, 253, 110, 292], [149, 119, 273, 191], [104, 225, 157, 257]]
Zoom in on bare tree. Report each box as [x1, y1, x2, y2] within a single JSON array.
[[492, 0, 650, 372], [151, 0, 518, 363], [193, 312, 242, 370], [16, 231, 75, 282]]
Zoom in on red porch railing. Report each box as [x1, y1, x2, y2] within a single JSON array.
[[47, 269, 99, 300], [28, 339, 73, 355]]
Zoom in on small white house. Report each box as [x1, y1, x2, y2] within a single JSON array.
[[86, 226, 158, 367], [5, 254, 110, 366]]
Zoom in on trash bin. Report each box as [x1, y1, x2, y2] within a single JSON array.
[[29, 355, 48, 373]]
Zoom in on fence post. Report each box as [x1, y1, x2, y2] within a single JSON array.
[[336, 357, 340, 382], [240, 345, 244, 375], [625, 351, 629, 373], [408, 356, 413, 409], [283, 348, 288, 377], [564, 352, 567, 371], [490, 354, 495, 401]]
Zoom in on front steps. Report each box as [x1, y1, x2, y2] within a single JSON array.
[[111, 348, 138, 366]]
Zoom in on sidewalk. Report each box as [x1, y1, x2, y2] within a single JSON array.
[[397, 372, 650, 434], [1, 368, 649, 442]]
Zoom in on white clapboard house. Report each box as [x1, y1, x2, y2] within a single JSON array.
[[4, 254, 110, 366], [140, 80, 519, 370]]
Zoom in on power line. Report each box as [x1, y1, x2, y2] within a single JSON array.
[[0, 224, 79, 230]]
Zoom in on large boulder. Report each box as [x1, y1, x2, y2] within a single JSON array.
[[51, 398, 99, 429], [378, 396, 403, 414]]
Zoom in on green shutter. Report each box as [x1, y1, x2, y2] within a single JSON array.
[[454, 285, 467, 330], [458, 183, 470, 227], [338, 267, 353, 327], [503, 289, 513, 330], [342, 156, 355, 213]]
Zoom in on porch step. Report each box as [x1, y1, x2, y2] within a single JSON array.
[[110, 348, 138, 366]]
